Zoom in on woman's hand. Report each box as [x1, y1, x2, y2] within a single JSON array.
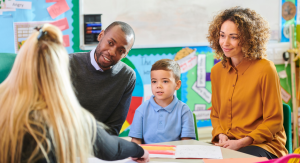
[[131, 149, 150, 163], [218, 134, 229, 144], [215, 140, 242, 150], [215, 137, 254, 151]]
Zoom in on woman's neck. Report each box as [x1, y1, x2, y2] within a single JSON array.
[[230, 54, 244, 67]]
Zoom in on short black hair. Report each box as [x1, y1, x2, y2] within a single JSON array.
[[105, 21, 135, 46]]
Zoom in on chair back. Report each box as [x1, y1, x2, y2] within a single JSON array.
[[0, 53, 16, 83], [193, 113, 199, 141], [283, 103, 292, 153]]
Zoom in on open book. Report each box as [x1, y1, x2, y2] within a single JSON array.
[[140, 144, 223, 159]]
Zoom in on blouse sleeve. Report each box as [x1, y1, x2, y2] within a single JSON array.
[[210, 68, 226, 143], [93, 123, 144, 160], [247, 63, 283, 144]]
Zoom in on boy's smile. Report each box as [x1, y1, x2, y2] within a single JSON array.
[[151, 70, 181, 107]]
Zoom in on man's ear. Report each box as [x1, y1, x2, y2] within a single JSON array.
[[97, 30, 105, 41], [123, 50, 130, 59], [175, 80, 181, 90]]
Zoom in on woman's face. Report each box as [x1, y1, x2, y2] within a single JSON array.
[[219, 20, 243, 59]]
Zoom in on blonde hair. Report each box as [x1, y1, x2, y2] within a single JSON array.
[[0, 24, 96, 163]]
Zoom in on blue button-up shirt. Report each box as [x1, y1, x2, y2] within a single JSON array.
[[129, 95, 195, 144]]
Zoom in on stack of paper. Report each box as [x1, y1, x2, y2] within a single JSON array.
[[140, 144, 223, 159], [203, 157, 268, 163]]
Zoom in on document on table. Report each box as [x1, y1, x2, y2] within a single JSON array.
[[140, 144, 223, 159], [88, 157, 179, 163], [203, 157, 268, 163], [175, 145, 223, 159]]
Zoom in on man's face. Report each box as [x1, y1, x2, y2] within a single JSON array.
[[95, 25, 134, 71]]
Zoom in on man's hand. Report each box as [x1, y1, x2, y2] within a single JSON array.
[[131, 149, 150, 163], [215, 137, 254, 151], [218, 134, 229, 144]]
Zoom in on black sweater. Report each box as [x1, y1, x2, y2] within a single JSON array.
[[69, 52, 136, 136], [21, 123, 144, 163]]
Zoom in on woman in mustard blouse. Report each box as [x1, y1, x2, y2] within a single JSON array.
[[207, 7, 287, 159]]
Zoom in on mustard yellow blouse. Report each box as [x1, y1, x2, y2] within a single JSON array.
[[210, 58, 287, 157]]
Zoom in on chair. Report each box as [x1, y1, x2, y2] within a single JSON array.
[[0, 53, 17, 83], [283, 103, 292, 153], [193, 113, 199, 141]]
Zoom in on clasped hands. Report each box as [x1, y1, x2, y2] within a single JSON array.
[[214, 134, 253, 151]]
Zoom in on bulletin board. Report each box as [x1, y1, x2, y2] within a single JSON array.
[[0, 0, 74, 54], [0, 0, 294, 138], [80, 0, 280, 49]]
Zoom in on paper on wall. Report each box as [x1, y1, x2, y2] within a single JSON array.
[[143, 84, 152, 101], [50, 17, 69, 31], [197, 55, 206, 87], [192, 82, 211, 103], [281, 86, 291, 103], [47, 0, 70, 19], [13, 21, 50, 53], [297, 0, 300, 24], [176, 50, 197, 73], [278, 70, 288, 78], [193, 110, 211, 120], [63, 35, 70, 47], [6, 1, 31, 9], [194, 104, 206, 111], [46, 0, 64, 2], [0, 0, 16, 12]]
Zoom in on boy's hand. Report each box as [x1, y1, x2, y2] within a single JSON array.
[[131, 137, 142, 144], [181, 137, 192, 140], [131, 149, 150, 163]]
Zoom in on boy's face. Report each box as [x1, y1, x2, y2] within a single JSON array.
[[151, 70, 181, 103]]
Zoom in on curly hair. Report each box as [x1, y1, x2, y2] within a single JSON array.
[[207, 6, 270, 67]]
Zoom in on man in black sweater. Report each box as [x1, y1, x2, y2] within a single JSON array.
[[69, 21, 136, 136]]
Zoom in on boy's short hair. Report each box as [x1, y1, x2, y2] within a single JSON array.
[[151, 59, 181, 81]]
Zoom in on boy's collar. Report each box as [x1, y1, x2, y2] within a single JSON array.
[[150, 95, 178, 113]]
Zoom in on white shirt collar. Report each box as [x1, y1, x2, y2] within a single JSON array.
[[90, 48, 104, 72]]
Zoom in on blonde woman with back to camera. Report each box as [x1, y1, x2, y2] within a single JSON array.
[[0, 24, 149, 163], [208, 7, 287, 159]]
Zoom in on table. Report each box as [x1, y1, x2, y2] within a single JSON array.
[[149, 140, 256, 163]]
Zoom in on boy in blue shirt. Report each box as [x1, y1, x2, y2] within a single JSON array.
[[129, 59, 195, 144]]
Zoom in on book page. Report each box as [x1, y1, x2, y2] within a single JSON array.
[[175, 145, 223, 159]]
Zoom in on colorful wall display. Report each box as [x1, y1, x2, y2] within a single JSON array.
[[0, 0, 294, 138], [0, 0, 74, 54]]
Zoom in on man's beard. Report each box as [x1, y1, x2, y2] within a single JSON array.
[[96, 51, 115, 69]]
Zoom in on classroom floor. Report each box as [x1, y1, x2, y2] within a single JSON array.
[[121, 126, 213, 143]]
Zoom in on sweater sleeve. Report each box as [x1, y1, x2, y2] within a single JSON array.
[[93, 123, 144, 160], [105, 71, 136, 136], [247, 63, 283, 144]]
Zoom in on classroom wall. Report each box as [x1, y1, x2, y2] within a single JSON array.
[[0, 0, 294, 137]]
